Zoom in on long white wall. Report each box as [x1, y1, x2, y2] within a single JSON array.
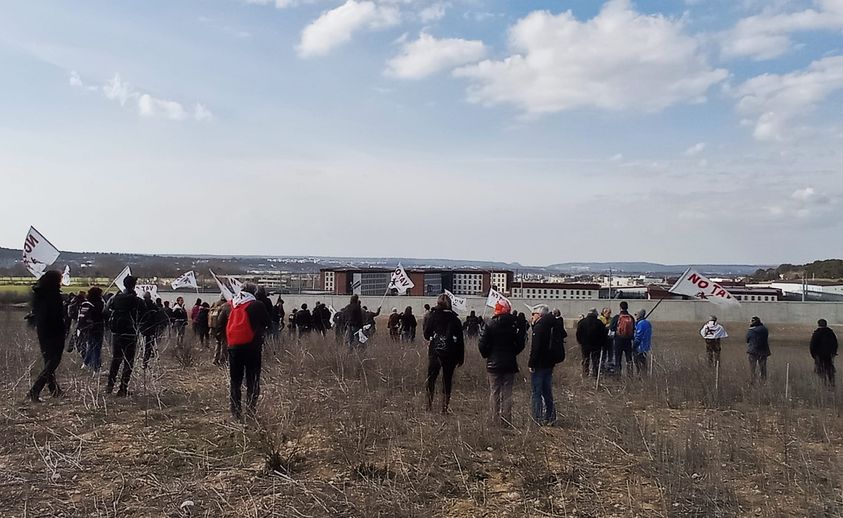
[[158, 292, 843, 325]]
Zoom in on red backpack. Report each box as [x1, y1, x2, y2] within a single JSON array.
[[616, 313, 635, 339], [226, 301, 255, 347]]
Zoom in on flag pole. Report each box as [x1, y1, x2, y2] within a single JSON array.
[[646, 297, 666, 319]]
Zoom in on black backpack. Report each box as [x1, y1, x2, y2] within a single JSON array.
[[549, 319, 567, 364]]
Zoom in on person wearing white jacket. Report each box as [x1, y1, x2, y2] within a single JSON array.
[[700, 316, 728, 366]]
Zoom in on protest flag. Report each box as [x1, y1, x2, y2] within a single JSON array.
[[22, 226, 60, 279]]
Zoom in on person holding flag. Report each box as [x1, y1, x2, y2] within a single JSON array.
[[423, 294, 465, 414], [27, 270, 66, 402]]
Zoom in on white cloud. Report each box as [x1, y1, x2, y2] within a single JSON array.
[[453, 0, 727, 115], [241, 0, 299, 7], [684, 142, 707, 156], [792, 186, 817, 203], [297, 0, 401, 58], [68, 71, 211, 122], [419, 2, 447, 22], [732, 55, 843, 141], [386, 32, 486, 79], [721, 0, 843, 60]]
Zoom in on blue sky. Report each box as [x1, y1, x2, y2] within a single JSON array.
[[1, 0, 842, 265]]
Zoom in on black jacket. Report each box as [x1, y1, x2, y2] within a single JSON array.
[[746, 323, 770, 357], [295, 309, 313, 331], [77, 299, 105, 339], [478, 313, 525, 373], [810, 327, 838, 358], [529, 313, 562, 370], [32, 285, 65, 343], [107, 289, 144, 336], [343, 303, 364, 329], [423, 308, 465, 364], [576, 314, 608, 352]]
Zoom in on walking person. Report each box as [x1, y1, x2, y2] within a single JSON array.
[[139, 292, 161, 369], [810, 319, 838, 387], [633, 309, 652, 375], [270, 298, 285, 342], [78, 286, 106, 372], [226, 284, 269, 421], [399, 306, 417, 343], [342, 295, 364, 348], [27, 270, 66, 402], [463, 310, 481, 339], [598, 307, 613, 372], [610, 301, 636, 376], [388, 308, 401, 342], [105, 275, 145, 396], [212, 299, 231, 366], [528, 305, 564, 425], [746, 316, 770, 383], [478, 299, 524, 426], [423, 294, 465, 414], [172, 296, 188, 347], [190, 298, 203, 340], [196, 302, 211, 348], [700, 315, 728, 367], [576, 309, 607, 378], [295, 303, 313, 337]]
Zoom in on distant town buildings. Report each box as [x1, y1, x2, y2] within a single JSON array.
[[319, 268, 515, 297], [510, 282, 600, 300]]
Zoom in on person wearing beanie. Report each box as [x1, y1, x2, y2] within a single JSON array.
[[810, 319, 837, 387], [478, 299, 525, 426], [632, 309, 652, 375], [700, 315, 728, 367], [746, 316, 770, 382], [105, 274, 145, 396]]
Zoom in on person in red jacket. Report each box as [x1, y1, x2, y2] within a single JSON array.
[[225, 284, 269, 421]]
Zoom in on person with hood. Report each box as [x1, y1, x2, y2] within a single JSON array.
[[746, 316, 770, 382], [388, 308, 401, 342], [399, 306, 417, 343], [633, 309, 652, 375], [610, 301, 636, 376], [423, 294, 465, 414], [576, 308, 608, 378], [478, 299, 525, 426], [105, 275, 145, 396], [810, 319, 838, 387], [171, 296, 188, 347], [463, 311, 482, 339], [342, 295, 364, 348], [226, 283, 270, 421], [528, 305, 564, 425], [78, 286, 105, 372], [312, 302, 327, 336], [700, 316, 728, 367], [295, 303, 312, 336], [27, 270, 67, 402]]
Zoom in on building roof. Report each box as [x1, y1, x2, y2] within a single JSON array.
[[320, 267, 513, 275], [514, 282, 600, 290]]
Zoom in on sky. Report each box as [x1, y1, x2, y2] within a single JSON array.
[[1, 0, 842, 266]]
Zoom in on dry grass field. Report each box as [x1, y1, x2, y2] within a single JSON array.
[[0, 308, 841, 517]]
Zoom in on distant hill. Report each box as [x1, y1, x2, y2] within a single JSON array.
[[0, 247, 771, 278]]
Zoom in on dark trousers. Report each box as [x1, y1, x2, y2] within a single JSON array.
[[748, 354, 767, 381], [83, 333, 104, 372], [229, 344, 262, 418], [487, 372, 515, 425], [614, 338, 633, 374], [142, 333, 157, 368], [581, 346, 601, 377], [634, 351, 648, 375], [705, 339, 721, 366], [815, 357, 836, 386], [531, 368, 555, 424], [108, 334, 138, 392], [30, 337, 64, 398], [426, 354, 457, 408]]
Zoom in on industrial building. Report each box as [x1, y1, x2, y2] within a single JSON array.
[[320, 268, 514, 297], [509, 282, 600, 300]]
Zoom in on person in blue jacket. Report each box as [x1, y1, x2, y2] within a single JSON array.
[[633, 309, 652, 375]]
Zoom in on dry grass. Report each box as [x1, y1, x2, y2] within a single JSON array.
[[0, 309, 841, 517]]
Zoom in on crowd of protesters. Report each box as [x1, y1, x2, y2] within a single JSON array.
[[23, 271, 839, 426]]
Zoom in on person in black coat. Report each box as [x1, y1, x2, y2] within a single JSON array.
[[342, 295, 364, 347], [528, 305, 562, 425], [295, 304, 313, 336], [810, 319, 838, 387], [576, 309, 608, 378], [478, 299, 525, 426], [746, 316, 770, 382], [27, 270, 66, 402], [225, 284, 270, 421], [399, 306, 417, 342], [78, 286, 105, 372], [105, 275, 145, 396], [423, 294, 465, 414]]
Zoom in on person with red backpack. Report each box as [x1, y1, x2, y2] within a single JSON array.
[[609, 301, 636, 376], [225, 283, 269, 421]]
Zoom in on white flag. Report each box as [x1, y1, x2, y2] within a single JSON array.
[[210, 270, 233, 302], [229, 276, 243, 296], [387, 263, 414, 294], [444, 289, 467, 313], [113, 266, 132, 291], [135, 284, 159, 299], [357, 328, 369, 344], [328, 305, 337, 325], [486, 287, 510, 309], [61, 266, 71, 286], [22, 226, 60, 279], [669, 268, 739, 306], [171, 271, 198, 290]]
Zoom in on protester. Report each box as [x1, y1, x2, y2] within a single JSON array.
[[700, 316, 728, 367], [342, 295, 364, 348], [746, 316, 770, 382], [363, 306, 381, 337], [190, 298, 203, 339], [172, 296, 188, 347], [423, 294, 465, 414], [633, 309, 652, 375], [528, 305, 564, 425], [598, 307, 613, 371], [78, 286, 105, 372], [421, 304, 432, 332], [516, 312, 529, 344], [163, 300, 174, 336], [271, 298, 285, 340], [27, 270, 66, 402], [463, 310, 481, 339], [314, 302, 331, 336], [576, 308, 607, 378], [610, 301, 636, 376], [105, 275, 144, 396], [226, 283, 269, 421], [196, 302, 211, 348], [478, 298, 524, 426], [65, 290, 86, 353], [288, 309, 298, 337], [333, 307, 347, 344], [399, 306, 417, 342], [388, 308, 401, 342], [810, 319, 837, 387], [295, 303, 312, 336], [212, 300, 231, 366], [139, 292, 161, 369]]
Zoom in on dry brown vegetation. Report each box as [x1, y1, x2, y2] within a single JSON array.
[[0, 309, 841, 517]]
